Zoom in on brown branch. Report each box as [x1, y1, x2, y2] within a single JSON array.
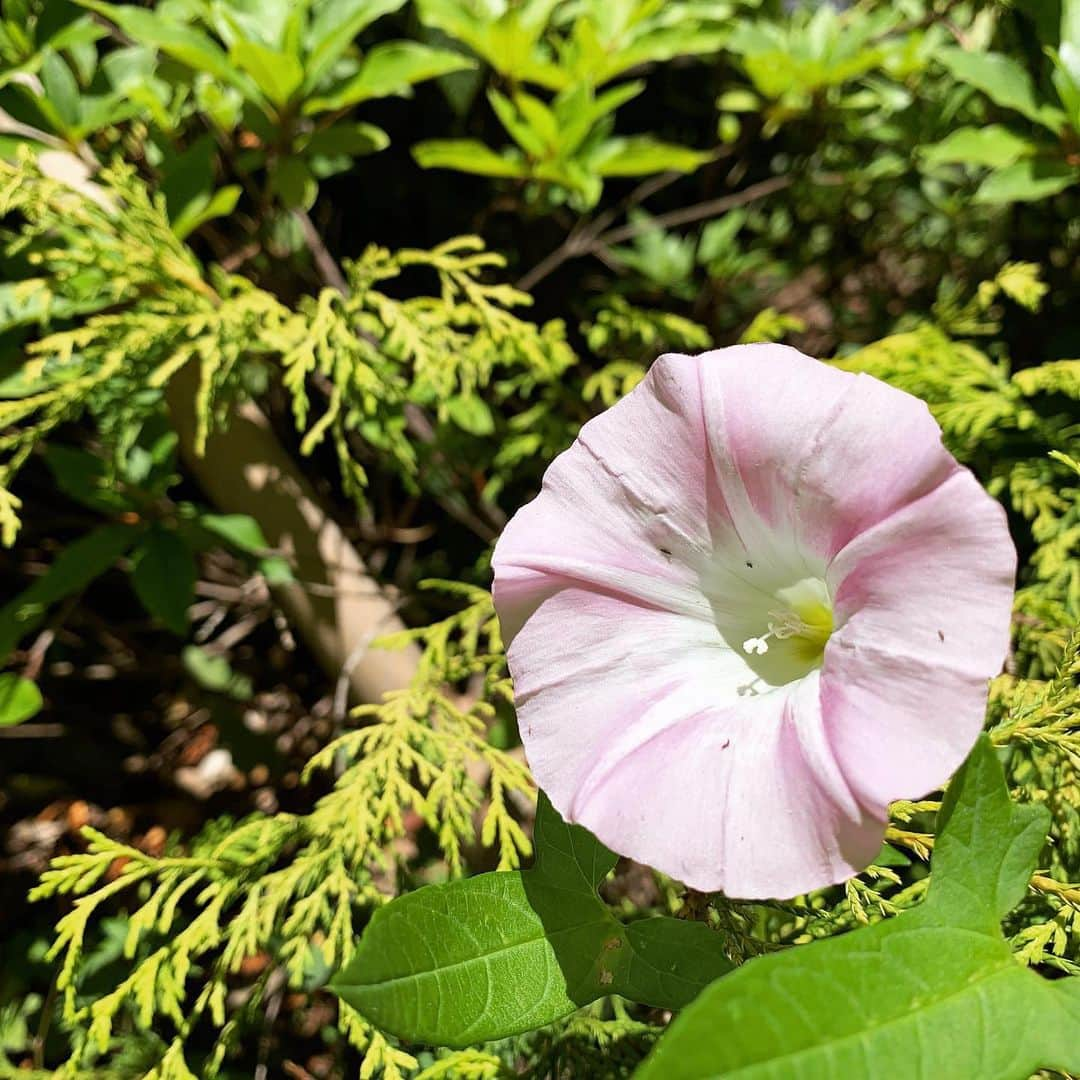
[[295, 209, 349, 295], [598, 174, 795, 246], [516, 169, 689, 292], [516, 167, 821, 292]]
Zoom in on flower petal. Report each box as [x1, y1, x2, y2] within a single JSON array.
[[822, 468, 1016, 809], [697, 343, 960, 560], [509, 586, 885, 898], [492, 353, 732, 644]]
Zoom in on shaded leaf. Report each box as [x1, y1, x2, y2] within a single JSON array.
[[0, 525, 135, 661], [43, 445, 130, 513], [131, 527, 195, 636], [171, 185, 242, 241], [182, 645, 253, 700]]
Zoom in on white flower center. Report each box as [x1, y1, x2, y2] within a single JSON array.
[[703, 563, 835, 692]]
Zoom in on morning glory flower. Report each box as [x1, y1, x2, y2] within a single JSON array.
[[492, 345, 1016, 899]]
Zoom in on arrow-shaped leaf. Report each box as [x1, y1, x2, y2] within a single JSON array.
[[330, 793, 731, 1047], [634, 737, 1080, 1080]]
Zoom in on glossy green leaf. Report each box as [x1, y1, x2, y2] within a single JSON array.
[[591, 136, 711, 177], [920, 125, 1035, 169], [331, 793, 731, 1047], [230, 38, 303, 107], [1064, 0, 1080, 53], [938, 47, 1066, 132], [171, 184, 242, 241], [974, 159, 1079, 204], [303, 0, 408, 91], [40, 49, 81, 130], [304, 122, 390, 175], [0, 525, 135, 661], [131, 527, 195, 636], [444, 394, 495, 436], [489, 89, 551, 158], [635, 738, 1080, 1080], [412, 139, 529, 178], [304, 41, 473, 112], [0, 674, 43, 726], [76, 1, 251, 94], [198, 513, 271, 555]]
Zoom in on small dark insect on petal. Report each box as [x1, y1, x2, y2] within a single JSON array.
[[938, 630, 945, 642], [745, 560, 753, 568]]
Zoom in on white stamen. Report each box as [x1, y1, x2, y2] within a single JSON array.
[[742, 634, 771, 655], [742, 611, 811, 656]]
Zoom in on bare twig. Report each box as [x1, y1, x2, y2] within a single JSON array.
[[516, 170, 816, 291], [294, 209, 348, 295], [516, 168, 689, 291], [599, 175, 795, 245]]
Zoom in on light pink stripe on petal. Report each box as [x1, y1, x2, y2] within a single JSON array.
[[492, 345, 1017, 899], [822, 468, 1016, 808]]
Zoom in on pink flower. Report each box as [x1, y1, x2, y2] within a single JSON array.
[[492, 345, 1016, 899]]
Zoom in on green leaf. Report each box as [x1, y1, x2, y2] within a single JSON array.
[[920, 125, 1035, 169], [0, 525, 135, 661], [1050, 40, 1080, 132], [304, 40, 473, 112], [0, 674, 43, 726], [131, 527, 195, 636], [303, 0, 408, 91], [304, 122, 390, 176], [171, 184, 242, 241], [198, 513, 271, 555], [489, 88, 551, 157], [974, 159, 1079, 203], [231, 38, 304, 107], [938, 47, 1066, 132], [40, 49, 81, 130], [635, 738, 1080, 1080], [182, 645, 253, 700], [444, 394, 495, 436], [331, 793, 731, 1047], [257, 555, 295, 585], [1064, 0, 1080, 53], [76, 1, 252, 94], [591, 136, 712, 177], [271, 156, 318, 210], [43, 445, 131, 513], [412, 139, 529, 178]]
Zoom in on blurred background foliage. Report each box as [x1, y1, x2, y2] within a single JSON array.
[[0, 0, 1077, 1076]]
